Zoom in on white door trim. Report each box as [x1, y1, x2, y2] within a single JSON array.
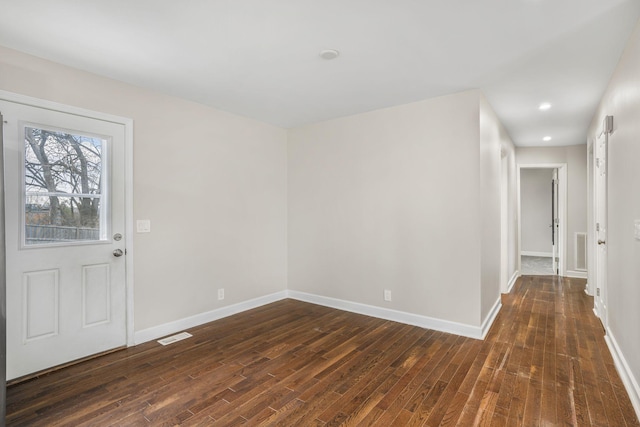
[[593, 131, 609, 327], [0, 89, 135, 347], [516, 163, 568, 276], [500, 149, 509, 293], [587, 141, 596, 296]]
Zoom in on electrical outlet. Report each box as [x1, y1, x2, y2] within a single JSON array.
[[384, 289, 392, 302], [218, 288, 224, 300]]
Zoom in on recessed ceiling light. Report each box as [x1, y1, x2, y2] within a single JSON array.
[[320, 49, 340, 60], [543, 136, 552, 141], [539, 102, 552, 110]]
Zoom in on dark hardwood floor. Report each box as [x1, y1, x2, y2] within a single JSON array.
[[6, 276, 640, 426]]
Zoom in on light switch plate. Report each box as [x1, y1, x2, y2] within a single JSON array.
[[635, 220, 640, 241], [137, 219, 151, 233]]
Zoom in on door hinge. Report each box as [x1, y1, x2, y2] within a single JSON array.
[[597, 288, 600, 296], [596, 223, 600, 232]]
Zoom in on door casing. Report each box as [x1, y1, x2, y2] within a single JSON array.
[[551, 168, 559, 274], [0, 109, 7, 420], [593, 131, 608, 327], [516, 163, 568, 276], [500, 150, 509, 293]]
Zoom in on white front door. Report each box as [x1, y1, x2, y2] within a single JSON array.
[[594, 131, 608, 326], [1, 100, 127, 381]]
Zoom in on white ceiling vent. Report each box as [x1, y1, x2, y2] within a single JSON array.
[[157, 331, 193, 346]]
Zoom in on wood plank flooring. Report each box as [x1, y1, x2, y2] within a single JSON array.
[[6, 276, 640, 426]]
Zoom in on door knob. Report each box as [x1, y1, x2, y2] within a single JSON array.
[[598, 240, 606, 245], [113, 249, 124, 257]]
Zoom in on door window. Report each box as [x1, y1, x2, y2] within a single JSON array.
[[23, 125, 107, 246]]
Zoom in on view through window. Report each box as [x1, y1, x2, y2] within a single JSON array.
[[24, 126, 105, 245]]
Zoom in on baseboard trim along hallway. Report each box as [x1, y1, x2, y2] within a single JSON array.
[[137, 288, 501, 345], [288, 290, 498, 340], [605, 329, 640, 419], [134, 291, 288, 344]]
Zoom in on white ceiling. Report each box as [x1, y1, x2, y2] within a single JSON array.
[[1, 0, 639, 146]]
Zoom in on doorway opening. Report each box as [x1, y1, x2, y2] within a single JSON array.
[[517, 164, 567, 276]]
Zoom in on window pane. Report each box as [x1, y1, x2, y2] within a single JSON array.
[[24, 127, 105, 245]]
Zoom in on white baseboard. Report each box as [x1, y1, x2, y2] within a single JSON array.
[[521, 251, 553, 257], [134, 288, 504, 346], [507, 270, 520, 293], [134, 291, 288, 344], [566, 270, 587, 279], [481, 297, 502, 339], [287, 290, 492, 340], [605, 330, 640, 421]]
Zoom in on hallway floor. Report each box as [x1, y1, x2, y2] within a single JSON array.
[[521, 255, 555, 275], [6, 276, 639, 426]]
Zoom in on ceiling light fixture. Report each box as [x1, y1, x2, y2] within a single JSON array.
[[320, 49, 340, 60], [539, 102, 552, 110], [543, 136, 552, 141]]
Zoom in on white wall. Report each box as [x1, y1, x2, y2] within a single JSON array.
[[0, 45, 289, 332], [288, 91, 482, 326], [588, 18, 640, 416], [479, 94, 516, 318], [0, 44, 519, 342], [288, 90, 515, 330], [520, 168, 553, 255], [516, 145, 588, 274]]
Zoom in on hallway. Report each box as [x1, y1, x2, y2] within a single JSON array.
[[491, 275, 638, 426], [6, 276, 639, 426]]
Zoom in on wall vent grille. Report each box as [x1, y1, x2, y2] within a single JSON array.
[[157, 331, 192, 346]]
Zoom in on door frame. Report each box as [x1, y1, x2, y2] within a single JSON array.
[[587, 142, 596, 296], [592, 130, 609, 326], [500, 148, 510, 293], [516, 163, 568, 276], [0, 110, 7, 420], [551, 168, 559, 274], [0, 90, 135, 347]]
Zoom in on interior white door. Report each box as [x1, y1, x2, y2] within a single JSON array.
[[551, 169, 559, 275], [1, 100, 127, 381], [594, 131, 608, 326]]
